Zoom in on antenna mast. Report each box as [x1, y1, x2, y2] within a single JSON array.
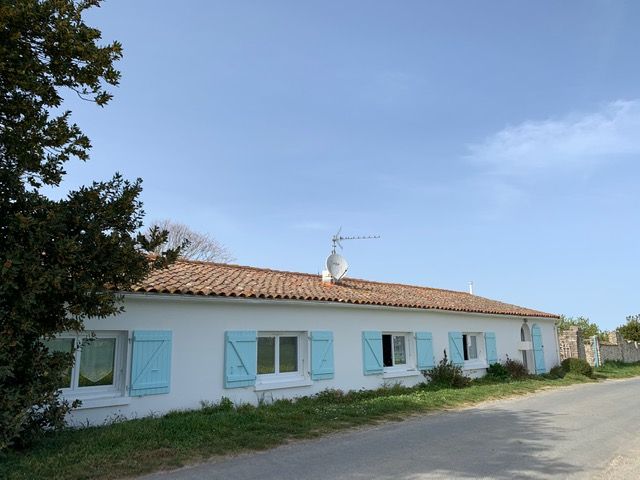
[[331, 227, 380, 254]]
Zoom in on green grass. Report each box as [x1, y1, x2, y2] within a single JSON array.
[[2, 362, 639, 480], [593, 360, 640, 378]]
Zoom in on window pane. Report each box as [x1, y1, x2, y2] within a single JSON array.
[[463, 334, 469, 361], [79, 338, 116, 387], [257, 337, 276, 374], [44, 338, 74, 389], [393, 335, 406, 365], [382, 334, 393, 367], [279, 336, 298, 373], [468, 335, 478, 359]]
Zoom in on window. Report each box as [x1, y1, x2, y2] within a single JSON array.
[[462, 334, 481, 361], [43, 331, 127, 398], [257, 333, 301, 377], [382, 333, 408, 368]]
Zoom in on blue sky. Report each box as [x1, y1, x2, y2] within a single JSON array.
[[56, 1, 640, 330]]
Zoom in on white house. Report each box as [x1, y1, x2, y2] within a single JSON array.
[[45, 260, 561, 425]]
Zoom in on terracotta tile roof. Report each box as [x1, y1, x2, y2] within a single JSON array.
[[130, 260, 559, 319]]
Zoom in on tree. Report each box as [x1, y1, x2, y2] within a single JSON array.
[[147, 219, 234, 263], [0, 0, 177, 449], [556, 315, 604, 340], [617, 314, 640, 342]]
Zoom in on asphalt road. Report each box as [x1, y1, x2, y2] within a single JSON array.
[[143, 378, 640, 480]]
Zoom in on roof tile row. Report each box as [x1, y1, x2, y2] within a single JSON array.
[[130, 260, 558, 318]]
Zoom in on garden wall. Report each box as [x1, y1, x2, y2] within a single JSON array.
[[558, 326, 585, 362], [559, 328, 640, 366], [598, 331, 640, 364]]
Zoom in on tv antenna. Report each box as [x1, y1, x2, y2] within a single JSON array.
[[331, 227, 381, 254], [326, 228, 380, 282]]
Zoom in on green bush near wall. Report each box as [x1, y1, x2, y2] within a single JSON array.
[[561, 358, 593, 377]]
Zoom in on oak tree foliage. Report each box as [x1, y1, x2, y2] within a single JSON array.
[[0, 0, 178, 449], [617, 314, 640, 342], [556, 315, 605, 340]]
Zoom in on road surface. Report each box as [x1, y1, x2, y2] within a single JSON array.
[[142, 377, 640, 479]]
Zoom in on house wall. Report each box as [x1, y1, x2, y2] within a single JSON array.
[[69, 293, 560, 425]]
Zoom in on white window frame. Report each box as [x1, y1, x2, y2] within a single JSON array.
[[462, 332, 486, 369], [382, 332, 418, 378], [255, 331, 309, 390], [48, 330, 128, 402]]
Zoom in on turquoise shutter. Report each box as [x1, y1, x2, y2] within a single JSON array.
[[224, 331, 257, 388], [130, 330, 172, 396], [531, 325, 546, 374], [484, 332, 498, 364], [310, 331, 334, 380], [416, 332, 435, 370], [448, 331, 464, 366], [362, 331, 383, 375]]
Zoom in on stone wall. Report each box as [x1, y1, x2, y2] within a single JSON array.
[[584, 340, 595, 366], [559, 328, 640, 366], [598, 331, 640, 364], [558, 326, 586, 362]]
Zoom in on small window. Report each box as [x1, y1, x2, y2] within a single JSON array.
[[382, 334, 408, 367], [257, 334, 300, 376], [79, 338, 116, 387], [462, 334, 479, 361], [257, 337, 276, 374], [44, 338, 75, 389], [43, 332, 126, 398]]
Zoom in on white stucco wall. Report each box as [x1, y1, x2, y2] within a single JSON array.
[[69, 293, 560, 425]]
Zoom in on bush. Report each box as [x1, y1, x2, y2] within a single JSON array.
[[503, 356, 529, 380], [423, 351, 471, 388], [200, 397, 235, 413], [548, 365, 566, 379], [485, 362, 510, 381], [561, 358, 593, 377]]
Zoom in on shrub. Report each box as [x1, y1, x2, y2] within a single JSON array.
[[200, 397, 235, 413], [561, 358, 593, 377], [485, 362, 510, 381], [423, 351, 471, 388], [503, 356, 529, 379], [313, 389, 347, 404], [548, 365, 566, 379]]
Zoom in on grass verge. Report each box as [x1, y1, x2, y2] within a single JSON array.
[[2, 362, 640, 480]]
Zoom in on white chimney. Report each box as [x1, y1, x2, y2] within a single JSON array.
[[322, 270, 333, 284], [468, 281, 474, 295]]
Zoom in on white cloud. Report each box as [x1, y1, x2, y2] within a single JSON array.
[[468, 100, 640, 175]]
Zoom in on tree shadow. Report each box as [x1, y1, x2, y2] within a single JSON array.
[[387, 407, 577, 479], [182, 405, 580, 480]]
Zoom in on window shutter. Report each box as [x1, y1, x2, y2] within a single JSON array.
[[130, 330, 172, 397], [362, 331, 383, 375], [531, 325, 546, 374], [416, 332, 435, 370], [224, 331, 257, 388], [310, 331, 334, 380], [448, 331, 464, 366], [484, 332, 498, 364]]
